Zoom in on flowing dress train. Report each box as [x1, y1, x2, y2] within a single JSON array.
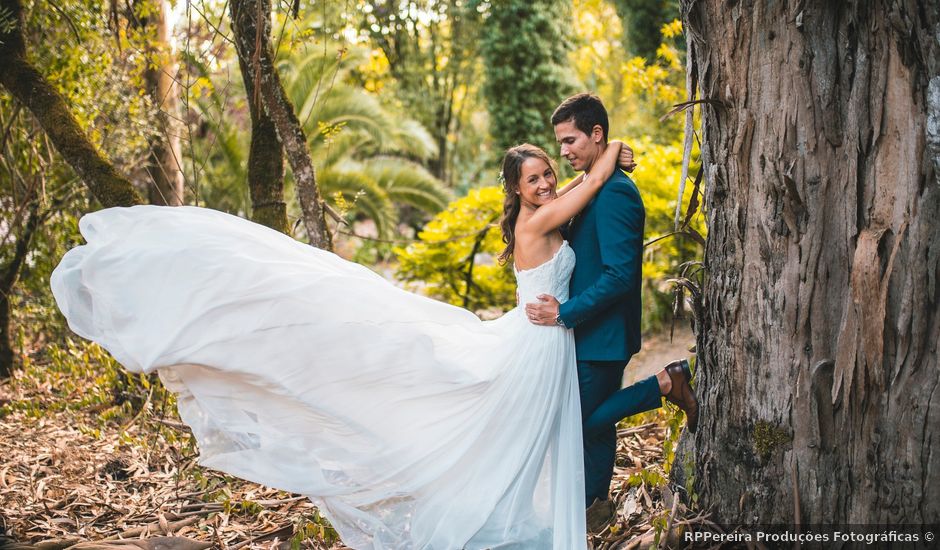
[[50, 205, 586, 549]]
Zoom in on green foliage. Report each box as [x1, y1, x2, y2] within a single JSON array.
[[626, 466, 667, 488], [394, 187, 515, 312], [0, 7, 16, 36], [0, 339, 175, 428], [481, 0, 576, 155], [321, 157, 452, 238], [189, 31, 452, 237], [361, 0, 486, 187], [290, 509, 340, 548], [0, 1, 170, 375], [610, 0, 680, 61], [20, 0, 157, 173], [570, 3, 687, 145], [753, 420, 791, 460], [222, 497, 264, 516], [650, 508, 673, 549]]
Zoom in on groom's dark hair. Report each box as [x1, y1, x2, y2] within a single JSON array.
[[551, 93, 609, 142]]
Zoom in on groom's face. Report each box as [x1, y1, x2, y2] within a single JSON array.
[[554, 119, 603, 173]]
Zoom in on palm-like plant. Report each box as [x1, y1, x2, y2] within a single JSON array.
[[279, 44, 451, 237], [184, 53, 251, 215], [188, 35, 451, 237]]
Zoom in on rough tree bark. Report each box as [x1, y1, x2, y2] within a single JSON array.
[[0, 0, 143, 207], [136, 0, 185, 206], [227, 0, 290, 234], [676, 0, 940, 525], [229, 0, 331, 249], [0, 201, 40, 378]]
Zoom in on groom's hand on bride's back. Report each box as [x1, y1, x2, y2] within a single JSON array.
[[525, 294, 561, 326], [618, 144, 636, 173]]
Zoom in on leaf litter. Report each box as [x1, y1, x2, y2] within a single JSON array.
[[0, 345, 687, 549]]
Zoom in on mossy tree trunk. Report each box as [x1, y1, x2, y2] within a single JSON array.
[[0, 0, 143, 208], [0, 201, 40, 378], [676, 0, 940, 524], [228, 0, 290, 234], [229, 0, 331, 249]]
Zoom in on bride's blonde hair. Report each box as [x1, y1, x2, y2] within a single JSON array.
[[497, 144, 558, 264]]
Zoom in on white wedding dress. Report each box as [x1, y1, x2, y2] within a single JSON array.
[[50, 205, 586, 550]]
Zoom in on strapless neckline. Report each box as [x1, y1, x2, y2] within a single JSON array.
[[513, 240, 570, 274]]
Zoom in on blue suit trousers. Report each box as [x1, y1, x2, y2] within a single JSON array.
[[578, 360, 662, 506]]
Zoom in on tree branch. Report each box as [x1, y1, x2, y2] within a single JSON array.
[[0, 0, 143, 207], [230, 0, 331, 249]]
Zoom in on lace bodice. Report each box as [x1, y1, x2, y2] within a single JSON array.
[[514, 241, 576, 307]]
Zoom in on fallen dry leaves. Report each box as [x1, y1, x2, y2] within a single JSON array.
[[0, 359, 687, 549]]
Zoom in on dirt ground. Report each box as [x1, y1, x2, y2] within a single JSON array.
[[623, 324, 696, 386]]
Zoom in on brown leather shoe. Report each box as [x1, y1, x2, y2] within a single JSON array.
[[585, 498, 616, 533], [664, 359, 699, 433]]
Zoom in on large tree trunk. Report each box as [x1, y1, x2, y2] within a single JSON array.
[[0, 201, 40, 378], [228, 0, 290, 234], [229, 0, 331, 249], [677, 0, 940, 525], [137, 0, 185, 206], [0, 0, 143, 207]]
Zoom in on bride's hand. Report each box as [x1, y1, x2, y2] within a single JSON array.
[[618, 144, 636, 173]]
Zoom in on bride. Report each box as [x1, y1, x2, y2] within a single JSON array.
[[50, 140, 631, 549]]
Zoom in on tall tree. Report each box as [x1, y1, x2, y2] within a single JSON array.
[[133, 0, 185, 206], [229, 0, 331, 248], [481, 0, 575, 155], [0, 199, 40, 378], [0, 0, 143, 207], [227, 0, 290, 233], [676, 0, 940, 524]]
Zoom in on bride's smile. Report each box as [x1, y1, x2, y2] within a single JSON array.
[[517, 157, 558, 209]]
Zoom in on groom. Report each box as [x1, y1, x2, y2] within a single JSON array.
[[526, 93, 698, 529]]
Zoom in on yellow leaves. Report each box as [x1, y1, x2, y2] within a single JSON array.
[[656, 43, 682, 72], [190, 76, 214, 98], [359, 48, 391, 93], [615, 136, 704, 281], [317, 120, 347, 144], [395, 187, 515, 312], [620, 56, 683, 106], [572, 0, 622, 43], [660, 19, 684, 39], [568, 3, 686, 143], [569, 0, 624, 101], [331, 191, 353, 217], [415, 186, 503, 242]]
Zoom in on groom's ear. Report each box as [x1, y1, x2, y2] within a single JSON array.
[[591, 125, 604, 143]]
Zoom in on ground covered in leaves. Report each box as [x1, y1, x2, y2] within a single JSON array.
[[0, 340, 693, 549]]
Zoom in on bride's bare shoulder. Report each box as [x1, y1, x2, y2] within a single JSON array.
[[512, 232, 564, 271]]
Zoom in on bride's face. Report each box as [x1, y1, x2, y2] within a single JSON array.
[[517, 157, 557, 208]]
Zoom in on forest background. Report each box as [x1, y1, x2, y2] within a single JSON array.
[[4, 0, 938, 545], [0, 0, 705, 546], [0, 0, 702, 346]]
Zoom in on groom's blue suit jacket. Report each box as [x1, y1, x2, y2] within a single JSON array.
[[558, 168, 644, 362]]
